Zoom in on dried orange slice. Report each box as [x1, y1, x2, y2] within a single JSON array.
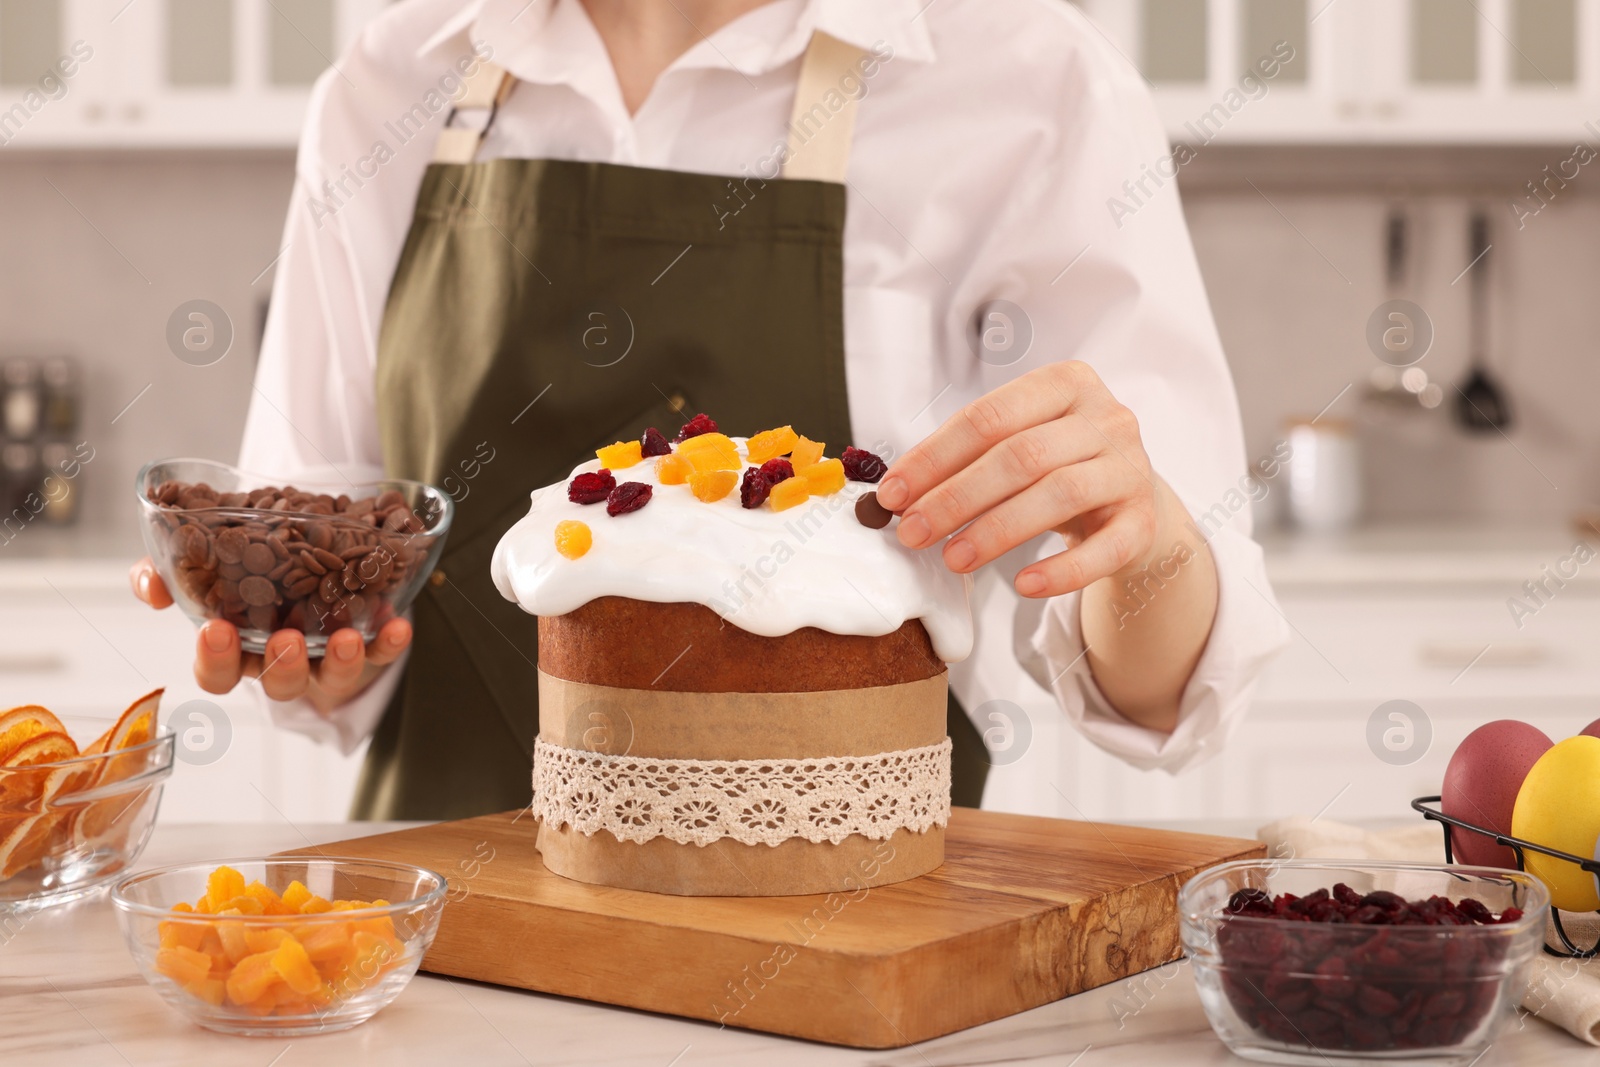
[[3, 731, 78, 768], [0, 706, 66, 764], [0, 813, 60, 880], [70, 688, 165, 849], [83, 688, 164, 758]]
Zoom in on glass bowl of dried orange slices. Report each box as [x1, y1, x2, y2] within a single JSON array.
[[112, 858, 447, 1036], [0, 688, 174, 909]]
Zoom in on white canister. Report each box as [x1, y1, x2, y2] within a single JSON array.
[[1285, 418, 1362, 533]]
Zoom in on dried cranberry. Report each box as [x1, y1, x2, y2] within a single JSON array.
[[757, 458, 794, 484], [568, 469, 616, 504], [640, 427, 672, 457], [840, 446, 886, 483], [606, 482, 652, 516], [674, 413, 718, 442], [739, 467, 771, 509]]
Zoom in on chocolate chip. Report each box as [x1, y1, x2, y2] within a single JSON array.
[[215, 527, 249, 565], [854, 492, 893, 530], [241, 542, 276, 575], [238, 575, 276, 607]]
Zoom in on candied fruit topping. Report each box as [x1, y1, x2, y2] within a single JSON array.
[[674, 413, 718, 442], [554, 520, 592, 559], [679, 433, 741, 473], [655, 453, 691, 485], [745, 426, 799, 464], [567, 469, 616, 504], [606, 482, 653, 516], [757, 458, 794, 484], [689, 469, 737, 503], [790, 436, 824, 471], [640, 427, 672, 457], [841, 446, 886, 483], [799, 458, 846, 495], [596, 440, 643, 469], [739, 467, 772, 509], [768, 476, 811, 512]]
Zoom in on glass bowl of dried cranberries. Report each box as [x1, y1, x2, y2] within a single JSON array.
[[1181, 860, 1547, 1066]]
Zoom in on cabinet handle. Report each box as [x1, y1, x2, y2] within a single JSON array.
[[0, 652, 67, 674]]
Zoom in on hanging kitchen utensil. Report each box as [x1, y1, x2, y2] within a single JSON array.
[[1454, 210, 1513, 433]]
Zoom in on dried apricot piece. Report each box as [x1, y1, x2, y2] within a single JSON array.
[[799, 458, 846, 496], [554, 520, 592, 560], [281, 880, 312, 912], [678, 433, 741, 472], [272, 936, 326, 997], [745, 426, 798, 464], [225, 949, 281, 1005], [689, 469, 737, 502], [768, 477, 811, 512], [244, 925, 292, 956], [790, 436, 825, 471], [595, 440, 643, 469], [655, 453, 691, 485], [155, 945, 212, 987], [205, 866, 246, 913]]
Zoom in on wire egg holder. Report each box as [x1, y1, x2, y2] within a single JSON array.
[[1414, 795, 1599, 958]]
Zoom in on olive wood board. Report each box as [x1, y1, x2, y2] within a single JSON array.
[[280, 807, 1264, 1049]]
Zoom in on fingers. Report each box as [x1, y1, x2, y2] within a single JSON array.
[[1015, 509, 1154, 598], [896, 415, 1101, 550], [194, 620, 243, 694], [254, 629, 311, 702], [939, 456, 1133, 574], [312, 619, 412, 699], [130, 558, 173, 609], [366, 617, 413, 668], [878, 361, 1102, 512]]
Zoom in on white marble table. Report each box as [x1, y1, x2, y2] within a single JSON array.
[[1, 822, 1592, 1067]]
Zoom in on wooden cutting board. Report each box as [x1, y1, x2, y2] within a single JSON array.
[[281, 808, 1262, 1048]]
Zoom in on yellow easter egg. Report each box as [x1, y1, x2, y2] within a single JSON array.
[[1512, 735, 1600, 912]]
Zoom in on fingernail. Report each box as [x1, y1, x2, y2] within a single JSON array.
[[898, 513, 931, 548], [136, 569, 150, 600], [280, 640, 302, 662], [335, 639, 358, 662], [945, 539, 977, 571], [876, 476, 908, 511], [202, 622, 231, 654], [1016, 572, 1047, 596]]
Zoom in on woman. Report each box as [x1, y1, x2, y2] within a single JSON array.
[[131, 0, 1288, 819]]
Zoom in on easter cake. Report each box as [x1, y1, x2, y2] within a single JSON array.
[[490, 416, 972, 896]]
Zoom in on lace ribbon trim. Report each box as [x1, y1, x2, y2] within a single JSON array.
[[530, 737, 952, 847]]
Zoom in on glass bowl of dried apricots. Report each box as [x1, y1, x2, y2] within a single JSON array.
[[111, 858, 447, 1036], [0, 689, 173, 909]]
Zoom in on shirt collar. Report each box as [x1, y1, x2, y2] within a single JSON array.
[[417, 0, 935, 77]]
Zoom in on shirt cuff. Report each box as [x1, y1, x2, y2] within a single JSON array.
[[1020, 525, 1290, 773], [257, 645, 409, 756]]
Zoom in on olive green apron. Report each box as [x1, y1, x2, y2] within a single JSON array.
[[358, 32, 987, 820]]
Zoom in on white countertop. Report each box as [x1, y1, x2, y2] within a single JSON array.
[[1260, 522, 1600, 589], [1, 821, 1588, 1067]]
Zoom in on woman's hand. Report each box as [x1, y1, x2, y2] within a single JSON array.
[[130, 558, 413, 714], [875, 360, 1218, 733], [876, 360, 1177, 593]]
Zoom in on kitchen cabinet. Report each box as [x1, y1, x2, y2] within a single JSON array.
[[1078, 0, 1600, 143], [3, 0, 387, 148]]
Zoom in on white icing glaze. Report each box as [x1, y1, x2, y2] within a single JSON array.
[[490, 439, 973, 663]]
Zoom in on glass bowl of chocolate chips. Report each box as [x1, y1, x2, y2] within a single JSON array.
[[1181, 860, 1547, 1066], [136, 459, 453, 656]]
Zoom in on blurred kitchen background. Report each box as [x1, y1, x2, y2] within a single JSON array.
[[5, 0, 1600, 827]]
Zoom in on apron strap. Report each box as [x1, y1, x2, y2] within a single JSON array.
[[780, 32, 868, 184], [434, 60, 516, 164], [433, 31, 868, 179]]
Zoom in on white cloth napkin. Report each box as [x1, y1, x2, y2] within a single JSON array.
[[1256, 816, 1600, 1046]]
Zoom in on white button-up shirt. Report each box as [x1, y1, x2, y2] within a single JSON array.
[[240, 0, 1290, 790]]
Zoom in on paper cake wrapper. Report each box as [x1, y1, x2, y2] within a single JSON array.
[[534, 669, 949, 896]]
